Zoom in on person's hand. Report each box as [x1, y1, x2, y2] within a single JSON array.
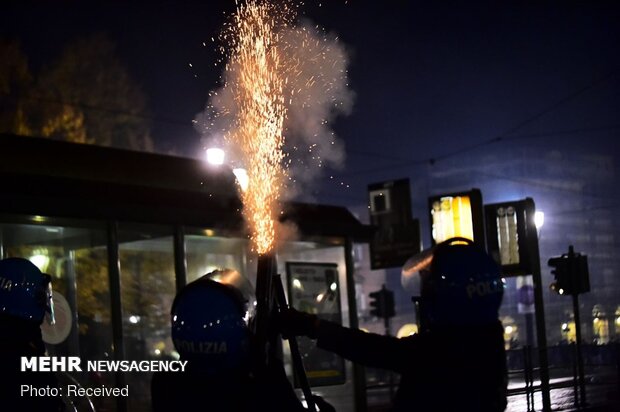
[[278, 308, 319, 339]]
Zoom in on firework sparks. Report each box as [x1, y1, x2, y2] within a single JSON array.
[[225, 0, 290, 254], [197, 0, 352, 255]]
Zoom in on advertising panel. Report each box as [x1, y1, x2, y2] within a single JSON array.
[[286, 262, 346, 387]]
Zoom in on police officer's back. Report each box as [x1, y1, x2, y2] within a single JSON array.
[[281, 238, 508, 412], [151, 270, 305, 412]]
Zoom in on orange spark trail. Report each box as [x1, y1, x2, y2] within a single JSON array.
[[225, 1, 289, 254]]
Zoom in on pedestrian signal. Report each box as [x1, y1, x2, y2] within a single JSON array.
[[369, 285, 395, 319]]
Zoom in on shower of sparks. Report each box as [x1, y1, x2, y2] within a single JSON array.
[[223, 0, 291, 254], [200, 0, 352, 255]]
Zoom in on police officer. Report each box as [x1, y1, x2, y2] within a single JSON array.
[[0, 257, 64, 411], [280, 238, 508, 412], [152, 269, 310, 412]]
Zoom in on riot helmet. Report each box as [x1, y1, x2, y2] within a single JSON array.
[[0, 257, 55, 325], [402, 238, 503, 328], [171, 269, 253, 376]]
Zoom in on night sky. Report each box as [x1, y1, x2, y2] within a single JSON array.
[[4, 1, 620, 213]]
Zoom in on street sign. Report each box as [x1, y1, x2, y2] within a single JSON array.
[[517, 276, 535, 314], [286, 262, 346, 387], [368, 179, 421, 269], [484, 198, 538, 276]]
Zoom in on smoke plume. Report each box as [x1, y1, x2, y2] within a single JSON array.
[[195, 11, 353, 200]]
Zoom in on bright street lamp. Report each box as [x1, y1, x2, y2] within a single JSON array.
[[534, 211, 545, 230]]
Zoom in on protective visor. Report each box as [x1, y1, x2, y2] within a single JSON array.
[[43, 273, 56, 326], [401, 237, 474, 292]]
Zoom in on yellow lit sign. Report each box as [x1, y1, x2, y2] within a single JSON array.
[[431, 195, 474, 243]]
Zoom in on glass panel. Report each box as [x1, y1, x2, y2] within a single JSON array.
[[185, 234, 251, 283], [118, 224, 175, 412], [286, 261, 345, 387], [277, 240, 355, 412], [1, 219, 114, 412]]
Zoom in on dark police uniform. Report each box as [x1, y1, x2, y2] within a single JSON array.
[[315, 319, 507, 412], [151, 359, 306, 412]]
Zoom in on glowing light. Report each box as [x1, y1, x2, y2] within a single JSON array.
[[233, 168, 249, 192], [558, 288, 565, 295], [29, 254, 50, 272], [292, 279, 302, 289], [505, 325, 514, 334], [330, 282, 337, 292], [534, 211, 545, 229], [431, 196, 474, 243], [206, 148, 225, 165], [129, 315, 140, 324], [316, 293, 324, 302], [397, 324, 418, 338]]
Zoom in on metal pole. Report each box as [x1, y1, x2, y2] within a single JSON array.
[[173, 225, 187, 292], [524, 345, 534, 412], [572, 341, 579, 407], [0, 227, 4, 258], [532, 261, 552, 411], [525, 313, 535, 347], [616, 343, 620, 392], [572, 292, 587, 406], [254, 253, 276, 371], [106, 221, 127, 412], [616, 343, 620, 395], [384, 316, 394, 400], [524, 313, 535, 411], [345, 239, 368, 412], [273, 275, 316, 412], [526, 199, 551, 411]]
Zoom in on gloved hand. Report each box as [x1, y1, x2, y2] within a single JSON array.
[[278, 308, 320, 339]]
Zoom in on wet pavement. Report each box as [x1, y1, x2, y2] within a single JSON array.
[[367, 377, 619, 411], [506, 382, 619, 412]]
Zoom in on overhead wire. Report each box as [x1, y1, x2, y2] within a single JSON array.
[[331, 66, 620, 178], [314, 68, 620, 207]]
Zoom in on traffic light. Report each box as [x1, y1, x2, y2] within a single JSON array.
[[548, 256, 571, 295], [548, 246, 591, 296], [369, 285, 395, 318]]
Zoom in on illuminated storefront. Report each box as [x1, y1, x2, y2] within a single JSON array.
[[592, 305, 609, 345]]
